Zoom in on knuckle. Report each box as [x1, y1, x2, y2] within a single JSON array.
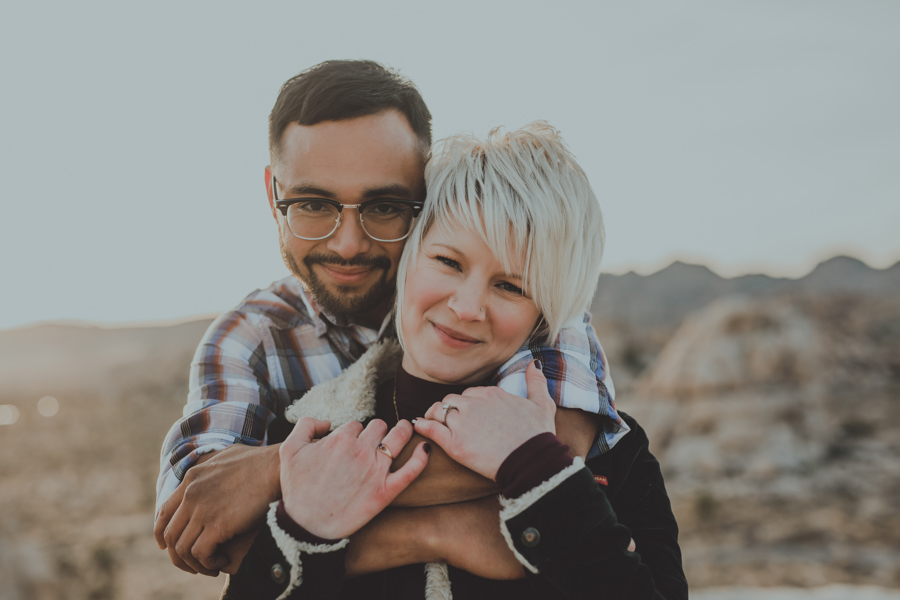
[[278, 442, 291, 460]]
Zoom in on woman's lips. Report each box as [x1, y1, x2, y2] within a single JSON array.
[[431, 322, 481, 348]]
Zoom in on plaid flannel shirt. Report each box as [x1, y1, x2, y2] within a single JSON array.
[[156, 277, 626, 510]]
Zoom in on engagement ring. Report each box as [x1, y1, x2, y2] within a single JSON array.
[[441, 403, 459, 425]]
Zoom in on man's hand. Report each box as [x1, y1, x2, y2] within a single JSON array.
[[154, 443, 281, 575], [281, 418, 430, 540], [390, 433, 498, 507], [347, 496, 525, 579], [555, 406, 603, 459]]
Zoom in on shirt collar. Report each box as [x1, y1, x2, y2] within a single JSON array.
[[299, 286, 395, 340]]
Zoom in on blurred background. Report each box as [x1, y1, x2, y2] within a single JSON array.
[[1, 1, 898, 598]]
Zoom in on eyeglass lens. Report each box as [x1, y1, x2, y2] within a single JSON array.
[[285, 201, 416, 242]]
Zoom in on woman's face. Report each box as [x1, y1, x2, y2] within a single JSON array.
[[400, 221, 541, 385]]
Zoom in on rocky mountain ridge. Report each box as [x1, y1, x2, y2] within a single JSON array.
[[591, 255, 900, 330]]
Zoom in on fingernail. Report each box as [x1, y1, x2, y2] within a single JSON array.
[[533, 359, 542, 371], [411, 418, 419, 425], [423, 442, 431, 454]]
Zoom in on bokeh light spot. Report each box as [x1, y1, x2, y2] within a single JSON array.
[[0, 404, 21, 426], [37, 396, 60, 417]]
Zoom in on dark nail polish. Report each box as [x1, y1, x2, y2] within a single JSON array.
[[423, 442, 432, 454], [533, 359, 542, 371]]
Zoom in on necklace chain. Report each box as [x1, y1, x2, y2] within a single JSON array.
[[392, 379, 400, 423]]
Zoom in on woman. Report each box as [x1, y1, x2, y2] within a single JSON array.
[[240, 123, 686, 599]]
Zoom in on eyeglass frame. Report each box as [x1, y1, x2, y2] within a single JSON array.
[[272, 176, 424, 242]]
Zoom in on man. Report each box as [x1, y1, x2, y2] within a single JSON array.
[[154, 60, 616, 586]]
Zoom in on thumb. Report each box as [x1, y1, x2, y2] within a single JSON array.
[[283, 417, 331, 454], [525, 359, 553, 409]]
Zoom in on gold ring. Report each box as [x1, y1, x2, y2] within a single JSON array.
[[441, 403, 459, 425], [376, 443, 394, 459]]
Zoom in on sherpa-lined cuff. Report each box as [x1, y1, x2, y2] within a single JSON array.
[[274, 500, 345, 546], [266, 501, 349, 600], [496, 433, 574, 498], [497, 458, 585, 574]]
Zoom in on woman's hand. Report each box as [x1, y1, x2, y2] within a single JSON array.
[[280, 417, 430, 540], [414, 360, 555, 481]]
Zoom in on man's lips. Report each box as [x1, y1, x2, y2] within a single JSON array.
[[317, 264, 376, 284], [304, 254, 390, 285], [431, 322, 482, 348]]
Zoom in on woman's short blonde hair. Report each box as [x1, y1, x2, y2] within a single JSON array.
[[395, 121, 605, 346]]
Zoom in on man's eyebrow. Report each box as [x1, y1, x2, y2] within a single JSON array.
[[361, 185, 416, 201], [282, 184, 336, 198]]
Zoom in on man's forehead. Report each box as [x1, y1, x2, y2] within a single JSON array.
[[278, 111, 421, 162], [275, 111, 425, 199]]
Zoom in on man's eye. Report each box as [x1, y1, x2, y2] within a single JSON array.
[[294, 200, 334, 214], [363, 202, 407, 219]]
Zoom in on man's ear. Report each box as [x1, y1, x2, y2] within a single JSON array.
[[265, 166, 277, 220]]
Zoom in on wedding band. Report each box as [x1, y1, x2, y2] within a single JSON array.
[[441, 403, 459, 425], [376, 443, 394, 459]]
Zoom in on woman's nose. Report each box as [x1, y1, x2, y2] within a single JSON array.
[[447, 286, 486, 321]]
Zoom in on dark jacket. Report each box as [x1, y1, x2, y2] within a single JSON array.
[[222, 413, 688, 600]]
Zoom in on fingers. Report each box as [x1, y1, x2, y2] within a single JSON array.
[[192, 529, 230, 572], [374, 419, 413, 459], [525, 359, 554, 410], [162, 500, 218, 576], [423, 398, 463, 426], [219, 531, 259, 575], [171, 520, 219, 576], [384, 442, 430, 498], [356, 418, 389, 448], [154, 484, 185, 549], [413, 415, 452, 450], [283, 417, 332, 452]]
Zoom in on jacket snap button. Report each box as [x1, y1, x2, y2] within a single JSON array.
[[521, 527, 541, 548], [270, 562, 287, 584]]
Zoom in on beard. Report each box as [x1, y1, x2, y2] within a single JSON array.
[[281, 240, 395, 319]]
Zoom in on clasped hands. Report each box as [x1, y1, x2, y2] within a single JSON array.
[[279, 360, 556, 540], [155, 361, 558, 575]]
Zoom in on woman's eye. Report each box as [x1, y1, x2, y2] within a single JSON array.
[[435, 255, 460, 269], [497, 281, 525, 295]]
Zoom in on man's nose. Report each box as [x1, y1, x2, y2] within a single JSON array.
[[325, 209, 372, 259]]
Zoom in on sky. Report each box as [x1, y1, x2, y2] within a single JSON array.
[[1, 1, 898, 331]]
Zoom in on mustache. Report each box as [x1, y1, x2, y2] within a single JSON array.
[[303, 253, 391, 270]]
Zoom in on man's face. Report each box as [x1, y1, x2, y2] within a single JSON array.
[[266, 110, 425, 325]]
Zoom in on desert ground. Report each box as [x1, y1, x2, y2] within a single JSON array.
[[1, 257, 897, 599]]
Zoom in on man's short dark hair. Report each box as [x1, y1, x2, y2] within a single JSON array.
[[269, 60, 432, 164]]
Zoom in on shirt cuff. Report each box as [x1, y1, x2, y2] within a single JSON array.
[[496, 432, 574, 498]]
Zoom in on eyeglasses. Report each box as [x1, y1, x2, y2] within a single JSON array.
[[273, 176, 424, 242]]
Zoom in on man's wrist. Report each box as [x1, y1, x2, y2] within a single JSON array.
[[265, 443, 283, 500]]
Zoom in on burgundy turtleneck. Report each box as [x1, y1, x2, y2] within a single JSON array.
[[374, 365, 476, 425]]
